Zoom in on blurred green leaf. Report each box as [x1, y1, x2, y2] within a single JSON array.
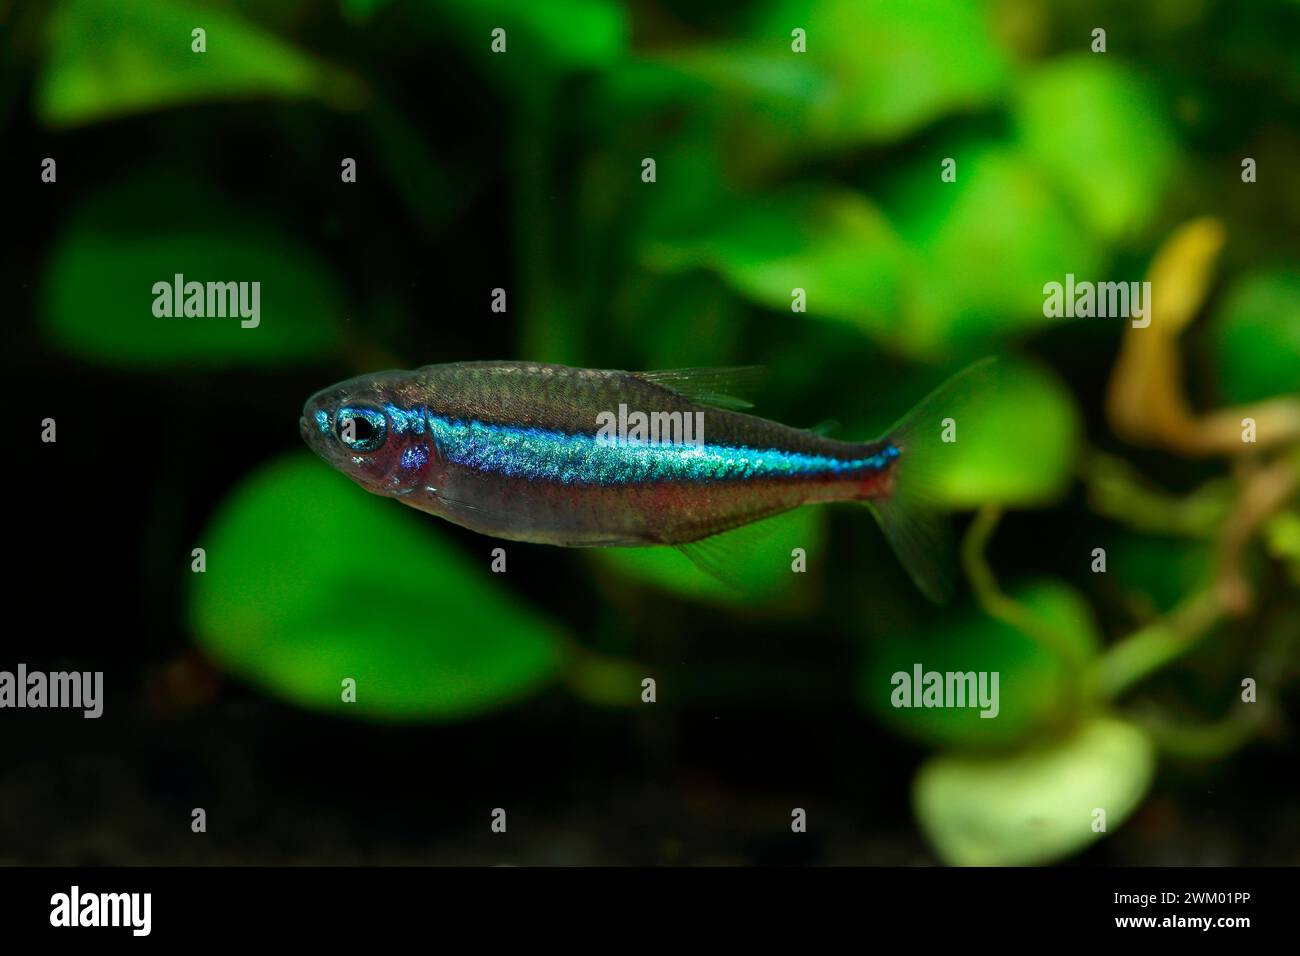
[[593, 506, 825, 605], [1015, 57, 1178, 241], [928, 358, 1081, 508], [914, 716, 1155, 865], [39, 0, 361, 127], [1206, 269, 1300, 404], [886, 142, 1103, 356], [1265, 509, 1300, 585], [435, 0, 627, 77], [41, 178, 345, 367], [744, 0, 1011, 146], [190, 454, 567, 721], [644, 188, 915, 345], [860, 580, 1100, 749]]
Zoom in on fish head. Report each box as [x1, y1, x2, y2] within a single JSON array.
[[300, 372, 435, 498]]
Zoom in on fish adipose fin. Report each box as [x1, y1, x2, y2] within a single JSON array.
[[867, 358, 998, 605], [635, 366, 767, 411]]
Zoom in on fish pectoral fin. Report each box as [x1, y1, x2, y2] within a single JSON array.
[[418, 487, 504, 520], [673, 508, 802, 593], [634, 366, 767, 411]]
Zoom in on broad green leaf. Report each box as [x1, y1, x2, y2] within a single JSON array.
[[39, 0, 361, 127], [41, 178, 345, 366], [1016, 57, 1178, 240], [644, 189, 916, 344], [593, 507, 825, 605], [1206, 269, 1300, 404], [860, 580, 1101, 749], [914, 716, 1155, 866], [190, 454, 568, 721], [886, 141, 1103, 357], [746, 0, 1011, 145], [926, 358, 1081, 508]]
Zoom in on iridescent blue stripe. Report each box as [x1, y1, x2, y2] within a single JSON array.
[[421, 412, 897, 485], [386, 404, 427, 436]]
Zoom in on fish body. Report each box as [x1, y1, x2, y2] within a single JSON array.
[[301, 359, 991, 600], [301, 362, 897, 546]]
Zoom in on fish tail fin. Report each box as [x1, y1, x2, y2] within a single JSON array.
[[864, 358, 998, 604]]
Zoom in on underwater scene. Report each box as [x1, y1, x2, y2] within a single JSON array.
[[3, 0, 1299, 890]]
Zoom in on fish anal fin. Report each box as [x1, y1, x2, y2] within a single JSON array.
[[674, 508, 802, 594]]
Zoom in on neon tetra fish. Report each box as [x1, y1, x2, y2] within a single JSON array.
[[300, 360, 992, 601]]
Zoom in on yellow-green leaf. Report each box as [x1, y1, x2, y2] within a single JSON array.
[[1016, 57, 1178, 241], [1207, 269, 1300, 404], [927, 358, 1081, 508], [914, 716, 1155, 866], [644, 189, 916, 344]]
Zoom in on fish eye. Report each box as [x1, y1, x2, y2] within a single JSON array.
[[335, 405, 387, 453]]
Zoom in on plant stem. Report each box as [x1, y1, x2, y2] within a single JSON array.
[[1094, 589, 1226, 699], [1130, 701, 1270, 760], [961, 505, 1092, 699]]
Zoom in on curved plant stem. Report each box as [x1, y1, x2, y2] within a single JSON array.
[[1130, 701, 1272, 760], [1094, 590, 1226, 699], [960, 505, 1092, 701], [1215, 457, 1299, 613], [1081, 447, 1231, 538], [1096, 456, 1297, 699]]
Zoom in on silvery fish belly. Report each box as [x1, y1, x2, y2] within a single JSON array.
[[300, 361, 899, 548]]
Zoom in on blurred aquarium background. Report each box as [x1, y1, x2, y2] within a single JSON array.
[[3, 0, 1299, 865]]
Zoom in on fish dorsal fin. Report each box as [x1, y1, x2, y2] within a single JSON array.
[[808, 418, 840, 437], [634, 366, 766, 411]]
